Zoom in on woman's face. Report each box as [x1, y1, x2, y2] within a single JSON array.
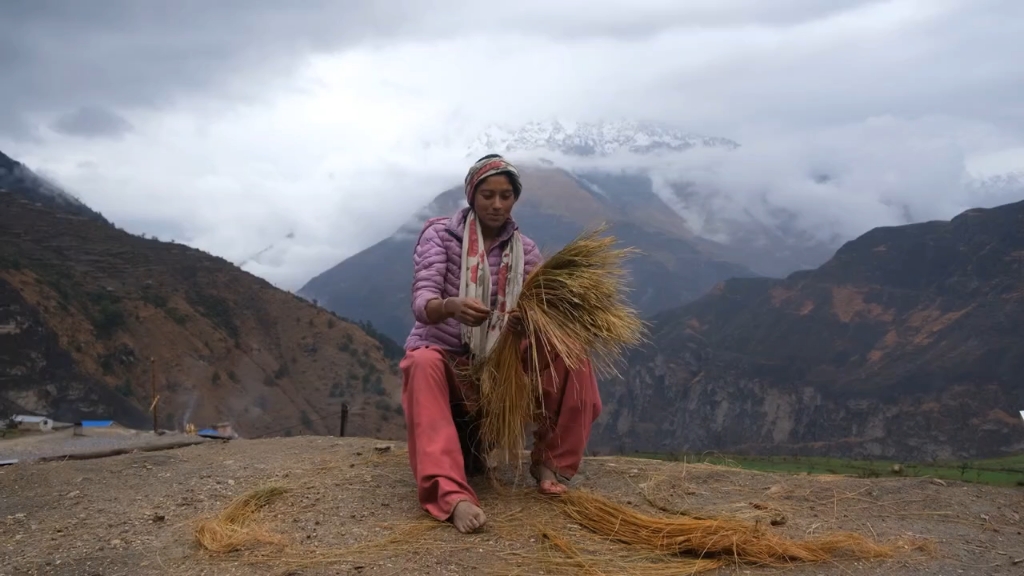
[[472, 174, 517, 231]]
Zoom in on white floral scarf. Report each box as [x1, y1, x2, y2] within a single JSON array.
[[459, 210, 524, 358]]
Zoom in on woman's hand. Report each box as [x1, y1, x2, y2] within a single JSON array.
[[505, 309, 525, 336], [444, 297, 491, 327]]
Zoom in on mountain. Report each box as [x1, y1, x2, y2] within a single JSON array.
[[0, 151, 404, 439], [463, 120, 841, 277], [469, 120, 739, 157], [0, 149, 105, 222], [299, 166, 758, 344], [575, 170, 840, 278], [592, 199, 1024, 461], [460, 121, 1024, 281]]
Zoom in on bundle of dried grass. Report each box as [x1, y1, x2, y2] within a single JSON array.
[[194, 485, 288, 554], [559, 490, 896, 566], [468, 225, 646, 462]]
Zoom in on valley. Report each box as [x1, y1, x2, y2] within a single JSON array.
[[4, 119, 1024, 468]]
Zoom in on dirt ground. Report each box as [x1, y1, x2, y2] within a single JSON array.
[[1, 436, 1022, 576], [0, 428, 212, 463]]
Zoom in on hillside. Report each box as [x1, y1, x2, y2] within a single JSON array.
[[300, 166, 757, 343], [2, 437, 1021, 575], [593, 199, 1024, 461], [0, 182, 404, 440], [0, 149, 106, 222]]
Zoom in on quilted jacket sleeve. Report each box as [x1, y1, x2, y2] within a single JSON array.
[[522, 235, 543, 277], [410, 222, 449, 325]]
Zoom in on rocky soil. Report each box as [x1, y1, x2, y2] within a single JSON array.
[[1, 436, 1022, 575]]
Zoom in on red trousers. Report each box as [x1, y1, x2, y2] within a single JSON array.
[[400, 345, 602, 521]]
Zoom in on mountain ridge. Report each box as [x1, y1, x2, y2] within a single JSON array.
[[0, 148, 404, 439], [0, 149, 105, 222], [592, 198, 1024, 461], [299, 165, 759, 344], [469, 119, 739, 157]]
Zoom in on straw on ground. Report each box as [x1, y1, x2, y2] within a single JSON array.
[[193, 484, 289, 554], [559, 489, 898, 566], [193, 479, 915, 574]]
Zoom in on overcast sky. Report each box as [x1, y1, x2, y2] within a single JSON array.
[[1, 0, 1022, 289]]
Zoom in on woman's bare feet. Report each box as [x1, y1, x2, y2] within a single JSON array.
[[536, 465, 568, 495], [450, 500, 487, 533]]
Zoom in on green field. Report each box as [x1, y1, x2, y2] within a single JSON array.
[[632, 451, 1024, 487]]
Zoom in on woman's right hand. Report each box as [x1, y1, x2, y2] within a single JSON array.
[[444, 297, 491, 327]]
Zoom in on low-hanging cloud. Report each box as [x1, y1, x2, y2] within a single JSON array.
[[0, 0, 1021, 290], [541, 115, 1023, 244]]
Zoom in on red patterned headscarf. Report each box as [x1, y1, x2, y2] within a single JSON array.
[[463, 154, 522, 206]]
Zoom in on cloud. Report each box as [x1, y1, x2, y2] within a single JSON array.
[[0, 0, 1022, 290], [51, 106, 134, 139], [0, 0, 883, 138], [510, 114, 1022, 244]]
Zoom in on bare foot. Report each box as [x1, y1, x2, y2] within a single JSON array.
[[536, 465, 568, 495], [450, 500, 487, 533]]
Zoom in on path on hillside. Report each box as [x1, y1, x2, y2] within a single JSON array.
[[1, 437, 1022, 575], [0, 428, 211, 463]]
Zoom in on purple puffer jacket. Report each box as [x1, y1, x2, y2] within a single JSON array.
[[404, 207, 542, 353]]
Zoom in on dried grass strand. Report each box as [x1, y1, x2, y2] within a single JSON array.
[[532, 526, 727, 575], [250, 521, 445, 569], [559, 490, 896, 566], [194, 485, 288, 554], [467, 225, 647, 462]]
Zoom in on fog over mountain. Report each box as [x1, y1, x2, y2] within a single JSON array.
[[0, 1, 1021, 290]]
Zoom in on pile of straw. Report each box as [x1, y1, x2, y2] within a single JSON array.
[[194, 485, 288, 553], [189, 482, 909, 574], [559, 490, 896, 566], [468, 225, 646, 462]]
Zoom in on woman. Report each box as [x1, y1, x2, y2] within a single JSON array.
[[400, 154, 603, 534]]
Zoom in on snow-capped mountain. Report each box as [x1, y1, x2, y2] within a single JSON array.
[[469, 120, 739, 157], [301, 116, 1024, 344], [459, 120, 834, 277]]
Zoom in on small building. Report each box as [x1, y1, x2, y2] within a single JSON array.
[[73, 420, 117, 436], [12, 415, 54, 432], [211, 422, 237, 438], [198, 422, 238, 440], [79, 420, 115, 427]]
